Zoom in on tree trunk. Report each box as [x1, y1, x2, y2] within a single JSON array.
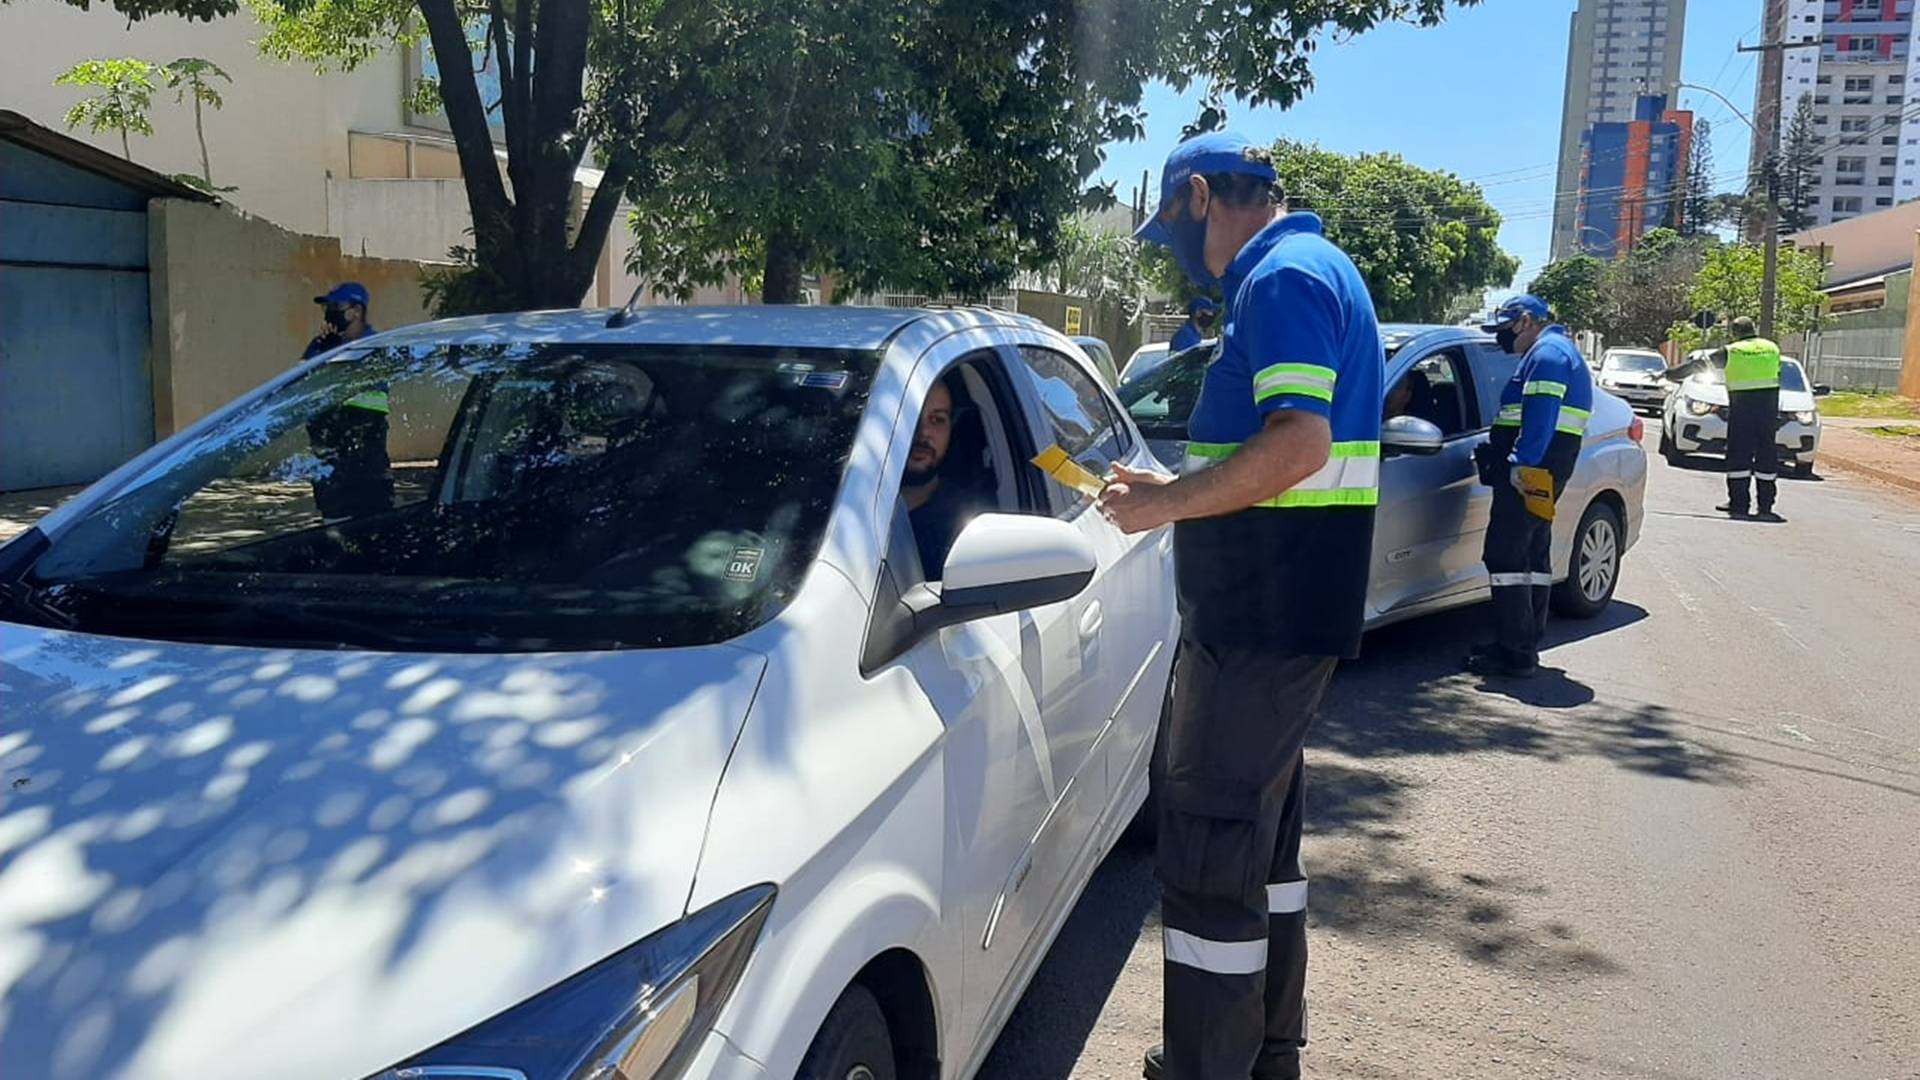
[[194, 100, 211, 185], [119, 128, 130, 161], [762, 231, 806, 304]]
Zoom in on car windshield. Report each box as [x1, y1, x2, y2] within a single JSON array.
[[1, 342, 875, 651], [1118, 331, 1412, 439], [1605, 351, 1666, 373], [1780, 360, 1809, 392]]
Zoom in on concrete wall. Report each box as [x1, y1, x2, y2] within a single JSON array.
[[147, 198, 438, 436], [1789, 203, 1920, 285], [327, 178, 472, 262], [1, 4, 406, 236]]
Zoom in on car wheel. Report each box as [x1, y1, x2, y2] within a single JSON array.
[[1789, 459, 1815, 479], [797, 984, 896, 1080], [1553, 500, 1622, 619], [1658, 425, 1685, 465]]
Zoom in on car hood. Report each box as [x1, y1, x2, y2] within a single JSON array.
[[0, 624, 766, 1080], [1602, 372, 1666, 388], [1681, 378, 1817, 413]]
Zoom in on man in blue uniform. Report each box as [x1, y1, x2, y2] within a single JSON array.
[[1100, 131, 1383, 1080], [1467, 295, 1594, 678], [303, 282, 393, 522], [1169, 296, 1219, 353]]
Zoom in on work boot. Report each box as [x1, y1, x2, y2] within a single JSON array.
[[1465, 648, 1538, 678], [1143, 1044, 1164, 1080], [1714, 501, 1750, 519], [1754, 508, 1785, 523]]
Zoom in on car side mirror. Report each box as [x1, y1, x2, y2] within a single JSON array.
[[861, 513, 1096, 672], [1813, 383, 1833, 397], [1381, 414, 1445, 456]]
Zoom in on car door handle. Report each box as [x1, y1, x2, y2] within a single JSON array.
[[1078, 601, 1104, 641]]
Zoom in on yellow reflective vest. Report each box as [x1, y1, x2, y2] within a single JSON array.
[[1724, 337, 1782, 392]]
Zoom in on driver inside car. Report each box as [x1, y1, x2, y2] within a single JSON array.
[[903, 371, 993, 579]]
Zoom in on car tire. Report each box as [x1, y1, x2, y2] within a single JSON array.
[[1658, 425, 1686, 465], [1553, 500, 1623, 619], [1789, 459, 1815, 479], [797, 983, 896, 1080]]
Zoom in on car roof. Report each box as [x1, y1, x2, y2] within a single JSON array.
[[1379, 323, 1486, 355], [355, 305, 1032, 353]]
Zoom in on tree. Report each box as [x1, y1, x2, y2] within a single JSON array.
[[1596, 226, 1706, 348], [1270, 139, 1518, 322], [55, 58, 158, 160], [1527, 254, 1607, 332], [1778, 93, 1821, 234], [53, 0, 233, 22], [241, 0, 1478, 310], [1046, 219, 1163, 318], [1680, 117, 1714, 237], [1706, 190, 1763, 237], [162, 57, 231, 190], [1674, 241, 1828, 348]]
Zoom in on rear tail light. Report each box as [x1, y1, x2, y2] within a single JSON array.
[[1629, 415, 1645, 444]]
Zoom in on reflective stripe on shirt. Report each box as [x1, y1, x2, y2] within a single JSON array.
[[1183, 439, 1380, 507], [1252, 362, 1337, 404], [1495, 403, 1523, 427], [1523, 379, 1567, 398], [1556, 404, 1591, 437]]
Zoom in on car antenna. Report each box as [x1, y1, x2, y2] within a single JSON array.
[[606, 283, 647, 329]]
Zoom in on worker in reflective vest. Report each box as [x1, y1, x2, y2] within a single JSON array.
[[1102, 131, 1383, 1080], [1718, 317, 1785, 521], [1467, 294, 1593, 679], [304, 282, 393, 522]]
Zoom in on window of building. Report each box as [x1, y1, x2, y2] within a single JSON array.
[[1839, 156, 1867, 173], [1846, 76, 1874, 93], [1842, 116, 1871, 132], [1881, 176, 1896, 185], [1891, 74, 1906, 85], [1878, 196, 1895, 205], [1834, 196, 1864, 212]]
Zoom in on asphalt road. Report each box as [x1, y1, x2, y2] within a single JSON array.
[[979, 419, 1920, 1080]]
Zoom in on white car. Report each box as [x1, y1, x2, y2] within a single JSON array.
[[1660, 354, 1829, 476], [0, 306, 1178, 1080], [1594, 347, 1670, 413]]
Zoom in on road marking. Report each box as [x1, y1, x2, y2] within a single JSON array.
[[1779, 724, 1816, 744], [1781, 710, 1908, 746]]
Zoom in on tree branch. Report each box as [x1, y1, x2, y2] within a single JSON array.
[[564, 158, 633, 300], [418, 0, 510, 230]]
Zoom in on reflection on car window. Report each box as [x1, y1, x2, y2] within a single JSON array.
[[1116, 348, 1205, 441], [1779, 361, 1809, 392], [1019, 345, 1128, 481], [9, 343, 877, 651]]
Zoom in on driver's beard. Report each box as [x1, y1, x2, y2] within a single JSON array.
[[903, 466, 938, 489]]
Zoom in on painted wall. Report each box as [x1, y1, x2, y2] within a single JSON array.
[[327, 179, 473, 263], [0, 3, 406, 236], [147, 199, 436, 437]]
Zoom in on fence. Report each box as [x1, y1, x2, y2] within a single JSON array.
[[1802, 326, 1908, 392]]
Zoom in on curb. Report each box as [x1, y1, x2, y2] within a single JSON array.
[[1818, 448, 1920, 496]]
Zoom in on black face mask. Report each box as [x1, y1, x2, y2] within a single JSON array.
[[323, 306, 351, 331], [1495, 326, 1519, 354]]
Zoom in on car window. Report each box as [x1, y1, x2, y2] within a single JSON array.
[[1604, 351, 1666, 374], [1387, 348, 1474, 437], [1018, 344, 1132, 480], [1780, 360, 1809, 392], [1467, 343, 1521, 428], [8, 342, 877, 651], [1117, 346, 1204, 442]]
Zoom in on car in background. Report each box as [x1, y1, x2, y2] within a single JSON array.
[[1596, 347, 1670, 413], [1069, 334, 1121, 386], [0, 305, 1178, 1080], [1660, 354, 1829, 476], [1120, 340, 1171, 383], [1117, 323, 1649, 626]]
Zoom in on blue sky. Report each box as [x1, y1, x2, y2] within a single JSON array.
[[1096, 0, 1764, 302]]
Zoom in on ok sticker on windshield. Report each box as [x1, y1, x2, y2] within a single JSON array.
[[724, 546, 765, 581]]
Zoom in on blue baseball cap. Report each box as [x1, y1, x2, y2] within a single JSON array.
[[314, 282, 370, 307], [1188, 296, 1220, 314], [1481, 294, 1550, 331], [1135, 131, 1280, 246]]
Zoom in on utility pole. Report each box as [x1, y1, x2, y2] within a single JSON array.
[[1740, 28, 1819, 340]]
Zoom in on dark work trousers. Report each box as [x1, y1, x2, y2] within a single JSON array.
[[307, 405, 393, 521], [1481, 480, 1556, 668], [1724, 387, 1780, 513], [1155, 636, 1338, 1080]]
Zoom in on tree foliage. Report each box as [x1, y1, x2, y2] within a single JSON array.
[[162, 57, 231, 187], [55, 58, 158, 160], [110, 0, 1481, 310], [1528, 228, 1709, 347], [52, 0, 234, 22], [1271, 139, 1518, 322], [1778, 93, 1821, 235], [1045, 218, 1162, 318], [1680, 117, 1714, 237], [1673, 241, 1828, 348], [1527, 254, 1607, 332]]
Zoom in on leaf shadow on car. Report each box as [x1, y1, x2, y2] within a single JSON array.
[[0, 629, 743, 1079]]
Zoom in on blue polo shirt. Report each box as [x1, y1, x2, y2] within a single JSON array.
[[1174, 211, 1384, 656], [1491, 324, 1593, 468], [1170, 320, 1204, 352]]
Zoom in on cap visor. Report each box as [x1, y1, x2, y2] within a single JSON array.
[[1134, 212, 1172, 246], [1480, 319, 1512, 332], [313, 295, 331, 304]]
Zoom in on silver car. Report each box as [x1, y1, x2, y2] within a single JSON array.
[[1117, 324, 1649, 626], [1595, 347, 1670, 412]]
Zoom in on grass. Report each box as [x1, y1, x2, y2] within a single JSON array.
[[1864, 424, 1920, 440], [1818, 391, 1920, 420]]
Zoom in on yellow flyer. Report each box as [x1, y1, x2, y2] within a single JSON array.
[[1031, 444, 1107, 498]]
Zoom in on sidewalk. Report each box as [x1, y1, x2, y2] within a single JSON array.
[[1817, 419, 1920, 496], [0, 485, 81, 545]]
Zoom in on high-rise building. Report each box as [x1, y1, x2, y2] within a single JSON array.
[[1551, 0, 1690, 261], [1575, 94, 1696, 257], [1765, 0, 1920, 227]]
